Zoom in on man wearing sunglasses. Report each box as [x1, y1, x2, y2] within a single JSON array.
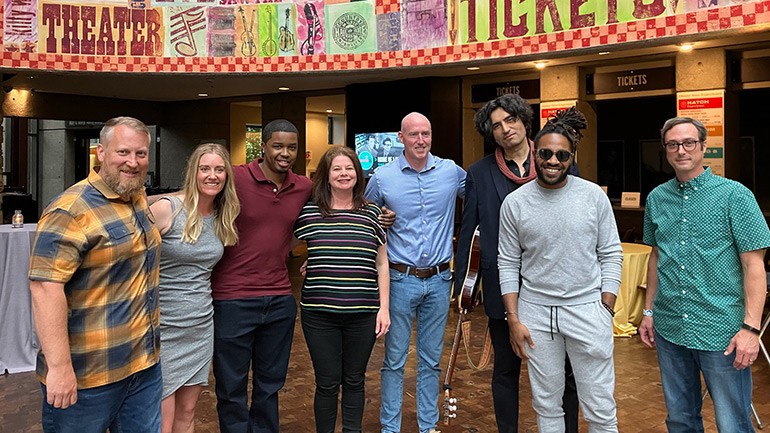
[[455, 93, 579, 433], [499, 107, 623, 432], [640, 117, 770, 432]]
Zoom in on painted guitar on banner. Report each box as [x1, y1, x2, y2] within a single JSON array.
[[442, 226, 482, 426]]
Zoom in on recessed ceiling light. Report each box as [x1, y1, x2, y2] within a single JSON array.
[[467, 66, 480, 71], [598, 51, 610, 56], [679, 43, 694, 52], [326, 109, 333, 113], [278, 86, 290, 91], [534, 61, 547, 69], [198, 93, 208, 97]]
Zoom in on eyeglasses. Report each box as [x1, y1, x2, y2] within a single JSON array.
[[663, 139, 701, 152], [536, 148, 574, 162]]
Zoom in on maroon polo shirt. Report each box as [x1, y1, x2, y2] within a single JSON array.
[[211, 160, 312, 300]]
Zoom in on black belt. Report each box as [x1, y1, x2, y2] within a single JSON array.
[[389, 262, 450, 279]]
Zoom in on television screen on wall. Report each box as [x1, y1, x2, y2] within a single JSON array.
[[353, 132, 404, 178]]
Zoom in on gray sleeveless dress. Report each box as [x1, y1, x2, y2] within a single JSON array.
[[158, 196, 224, 398]]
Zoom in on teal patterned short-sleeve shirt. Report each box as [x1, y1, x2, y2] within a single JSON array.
[[643, 168, 770, 351]]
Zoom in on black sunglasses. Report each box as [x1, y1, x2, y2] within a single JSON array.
[[536, 148, 574, 162]]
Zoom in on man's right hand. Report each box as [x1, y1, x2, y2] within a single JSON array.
[[45, 365, 78, 408], [508, 321, 534, 360], [638, 316, 655, 348]]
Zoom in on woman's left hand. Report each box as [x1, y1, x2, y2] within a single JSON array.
[[375, 308, 390, 338]]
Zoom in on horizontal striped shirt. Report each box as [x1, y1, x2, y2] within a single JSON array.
[[294, 202, 386, 314], [29, 170, 161, 389]]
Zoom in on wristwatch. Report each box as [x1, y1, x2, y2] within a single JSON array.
[[643, 309, 653, 317]]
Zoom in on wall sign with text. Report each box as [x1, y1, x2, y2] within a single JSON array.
[[676, 90, 725, 176], [587, 67, 674, 95]]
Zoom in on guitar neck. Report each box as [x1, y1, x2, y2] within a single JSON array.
[[443, 314, 464, 389]]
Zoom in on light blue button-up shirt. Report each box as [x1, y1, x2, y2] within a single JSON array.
[[365, 153, 466, 267]]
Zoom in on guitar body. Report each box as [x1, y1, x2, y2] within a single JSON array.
[[460, 226, 482, 312]]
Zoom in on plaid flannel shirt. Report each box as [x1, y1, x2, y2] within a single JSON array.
[[29, 170, 161, 389]]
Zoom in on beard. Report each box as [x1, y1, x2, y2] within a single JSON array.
[[535, 163, 569, 187], [101, 168, 145, 198]]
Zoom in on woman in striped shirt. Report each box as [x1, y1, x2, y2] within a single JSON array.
[[294, 145, 390, 433]]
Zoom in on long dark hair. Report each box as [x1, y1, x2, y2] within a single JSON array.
[[311, 145, 367, 217]]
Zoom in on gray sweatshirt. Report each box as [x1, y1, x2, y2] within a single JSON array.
[[498, 175, 623, 305]]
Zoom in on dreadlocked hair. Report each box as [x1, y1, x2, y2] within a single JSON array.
[[534, 106, 587, 152]]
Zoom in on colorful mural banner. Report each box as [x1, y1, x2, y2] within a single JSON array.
[[1, 0, 764, 60], [325, 1, 377, 54], [4, 0, 38, 51]]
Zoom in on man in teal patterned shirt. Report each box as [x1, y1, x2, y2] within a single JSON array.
[[640, 117, 770, 433]]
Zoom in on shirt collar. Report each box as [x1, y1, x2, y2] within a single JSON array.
[[397, 152, 436, 173], [678, 167, 712, 190], [247, 158, 297, 188]]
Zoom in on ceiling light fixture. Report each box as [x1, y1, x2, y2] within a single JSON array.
[[278, 86, 290, 91], [198, 93, 208, 97], [467, 66, 480, 71], [598, 51, 611, 56], [326, 109, 333, 113], [679, 43, 694, 52], [534, 61, 547, 69]]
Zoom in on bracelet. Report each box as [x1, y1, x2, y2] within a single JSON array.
[[742, 323, 761, 336], [602, 302, 616, 317]]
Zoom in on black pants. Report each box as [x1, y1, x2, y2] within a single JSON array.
[[301, 309, 377, 433], [489, 317, 580, 433], [213, 295, 297, 433]]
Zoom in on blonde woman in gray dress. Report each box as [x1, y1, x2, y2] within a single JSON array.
[[150, 143, 239, 433]]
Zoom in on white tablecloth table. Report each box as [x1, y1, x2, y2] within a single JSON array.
[[0, 223, 39, 373]]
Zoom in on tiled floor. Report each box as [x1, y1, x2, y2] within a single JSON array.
[[3, 254, 770, 432]]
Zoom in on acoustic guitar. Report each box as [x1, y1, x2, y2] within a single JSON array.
[[460, 226, 483, 312], [442, 226, 482, 426]]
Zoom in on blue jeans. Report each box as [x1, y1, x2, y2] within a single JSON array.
[[41, 362, 161, 433], [655, 331, 755, 433], [213, 295, 297, 433], [380, 268, 452, 433], [301, 309, 377, 433]]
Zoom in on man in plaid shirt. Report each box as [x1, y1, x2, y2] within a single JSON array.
[[28, 117, 162, 433]]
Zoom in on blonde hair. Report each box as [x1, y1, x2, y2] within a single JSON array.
[[180, 143, 240, 246]]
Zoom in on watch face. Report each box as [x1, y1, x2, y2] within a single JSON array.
[[643, 309, 653, 317]]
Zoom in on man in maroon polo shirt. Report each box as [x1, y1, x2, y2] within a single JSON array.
[[211, 119, 312, 433]]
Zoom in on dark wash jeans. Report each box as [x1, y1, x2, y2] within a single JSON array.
[[213, 295, 297, 433], [41, 362, 162, 433], [301, 308, 377, 433]]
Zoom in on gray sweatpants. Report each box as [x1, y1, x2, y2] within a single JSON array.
[[518, 299, 618, 433]]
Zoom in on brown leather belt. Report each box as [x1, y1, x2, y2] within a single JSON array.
[[389, 262, 451, 279]]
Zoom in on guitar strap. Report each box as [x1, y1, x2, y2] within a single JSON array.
[[460, 318, 492, 370]]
